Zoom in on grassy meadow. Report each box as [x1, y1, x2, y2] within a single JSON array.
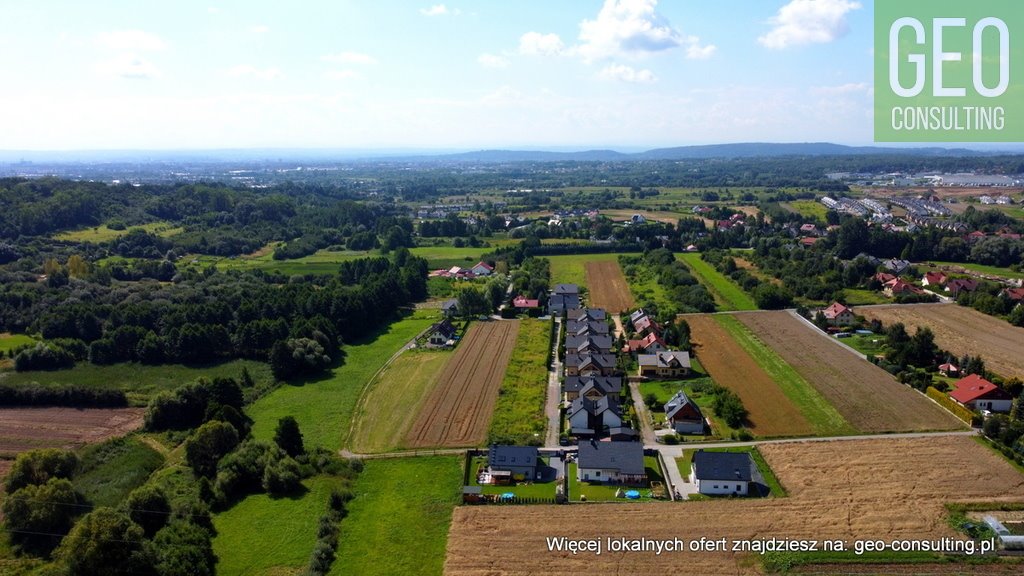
[[677, 253, 757, 311], [486, 318, 551, 445]]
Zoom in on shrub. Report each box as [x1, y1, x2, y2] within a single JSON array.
[[13, 342, 75, 371], [5, 448, 78, 492]]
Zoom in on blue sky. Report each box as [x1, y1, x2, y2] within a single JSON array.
[[0, 0, 875, 150]]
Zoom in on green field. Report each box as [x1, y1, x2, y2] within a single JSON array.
[[715, 315, 855, 436], [0, 359, 273, 406], [348, 349, 451, 453], [546, 253, 633, 289], [213, 475, 346, 576], [409, 245, 488, 269], [0, 334, 35, 354], [53, 222, 184, 243], [678, 446, 786, 497], [247, 309, 440, 451], [842, 289, 890, 305], [73, 436, 165, 508], [677, 253, 757, 311], [188, 248, 376, 275], [783, 200, 828, 221], [487, 319, 551, 445], [929, 261, 1024, 280], [840, 333, 886, 357], [332, 456, 462, 576]]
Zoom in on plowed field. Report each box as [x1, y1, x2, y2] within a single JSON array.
[[687, 315, 812, 436], [737, 311, 962, 433], [404, 321, 519, 448], [445, 436, 1024, 575], [585, 260, 635, 312], [0, 407, 145, 456], [859, 303, 1024, 379]]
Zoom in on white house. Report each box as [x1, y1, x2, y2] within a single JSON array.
[[949, 374, 1013, 413], [470, 261, 494, 276], [691, 451, 756, 496], [567, 396, 622, 436], [576, 441, 646, 484], [820, 302, 855, 326]]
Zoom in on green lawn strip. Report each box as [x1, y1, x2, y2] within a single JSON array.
[[843, 288, 891, 305], [972, 436, 1024, 475], [247, 309, 440, 451], [680, 446, 786, 497], [762, 550, 953, 573], [350, 349, 451, 453], [332, 456, 462, 576], [468, 457, 558, 499], [841, 333, 886, 357], [714, 315, 854, 436], [0, 334, 36, 354], [487, 319, 550, 445], [73, 435, 165, 508], [0, 359, 273, 406], [213, 475, 346, 576], [188, 249, 376, 275], [678, 253, 757, 311]]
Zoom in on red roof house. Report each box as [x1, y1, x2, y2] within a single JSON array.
[[821, 302, 855, 326], [873, 272, 896, 284], [945, 278, 979, 297], [949, 374, 1013, 412], [623, 332, 667, 354], [884, 278, 923, 297], [1001, 287, 1024, 302], [512, 296, 540, 309], [922, 271, 947, 287]]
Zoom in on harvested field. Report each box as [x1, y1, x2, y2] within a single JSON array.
[[737, 311, 963, 433], [859, 303, 1024, 379], [444, 436, 1024, 576], [584, 260, 635, 312], [0, 407, 145, 456], [404, 321, 519, 448], [687, 315, 813, 437]]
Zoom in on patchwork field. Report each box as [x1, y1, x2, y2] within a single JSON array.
[[737, 311, 963, 433], [405, 321, 519, 448], [584, 260, 635, 312], [686, 315, 813, 437], [859, 303, 1024, 379], [547, 253, 634, 289], [444, 436, 1024, 575], [0, 407, 145, 456]]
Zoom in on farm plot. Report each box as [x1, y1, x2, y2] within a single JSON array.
[[445, 436, 1024, 575], [737, 311, 963, 433], [686, 315, 813, 437], [677, 253, 757, 311], [584, 260, 635, 312], [859, 303, 1024, 379], [0, 407, 145, 456], [404, 321, 519, 448]]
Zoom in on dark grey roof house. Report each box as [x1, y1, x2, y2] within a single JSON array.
[[576, 440, 646, 483], [562, 376, 623, 400], [691, 451, 762, 496], [564, 334, 614, 354], [488, 445, 540, 478]]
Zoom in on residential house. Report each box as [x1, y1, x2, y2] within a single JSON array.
[[565, 334, 614, 355], [565, 320, 610, 337], [799, 237, 821, 247], [628, 309, 648, 324], [569, 308, 607, 323], [883, 258, 912, 275], [799, 223, 821, 237], [980, 195, 995, 205], [623, 332, 667, 354], [873, 272, 896, 284], [946, 278, 979, 297], [664, 390, 705, 435], [487, 445, 539, 480], [512, 296, 540, 310], [922, 271, 948, 287], [820, 302, 855, 326], [1001, 287, 1024, 302], [548, 284, 581, 315], [608, 427, 639, 442], [996, 195, 1014, 205], [692, 451, 757, 496], [950, 374, 1013, 413], [884, 278, 923, 297], [638, 351, 692, 378], [568, 396, 623, 436], [633, 315, 659, 336], [965, 231, 988, 244], [427, 319, 457, 346], [563, 376, 624, 401], [564, 353, 618, 377], [471, 262, 494, 277], [441, 299, 460, 317], [576, 440, 646, 484]]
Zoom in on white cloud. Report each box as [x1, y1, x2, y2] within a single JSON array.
[[249, 24, 270, 34], [96, 30, 166, 52], [577, 0, 681, 62], [322, 69, 359, 81], [227, 65, 281, 80], [518, 32, 564, 56], [599, 63, 656, 83], [759, 0, 862, 50], [684, 36, 716, 60], [812, 82, 870, 96], [321, 51, 378, 65], [477, 53, 509, 68], [96, 54, 161, 79], [420, 4, 449, 16]]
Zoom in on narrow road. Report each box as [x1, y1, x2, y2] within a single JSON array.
[[612, 314, 626, 339], [543, 317, 564, 448], [628, 381, 657, 445]]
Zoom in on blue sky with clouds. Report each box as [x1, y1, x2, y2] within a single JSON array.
[[0, 0, 875, 150]]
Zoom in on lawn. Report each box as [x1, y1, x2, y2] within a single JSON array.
[[840, 333, 886, 357], [637, 374, 739, 439], [247, 309, 440, 451], [187, 248, 377, 275], [0, 334, 35, 354], [213, 475, 347, 576], [546, 253, 630, 288], [409, 245, 489, 268], [468, 457, 558, 499], [567, 461, 664, 502], [842, 288, 890, 305], [73, 435, 164, 508], [53, 221, 183, 243], [783, 200, 829, 221], [0, 359, 273, 406], [678, 446, 786, 497], [677, 253, 757, 311], [332, 456, 462, 576], [348, 349, 451, 453], [487, 318, 551, 445], [715, 315, 855, 436]]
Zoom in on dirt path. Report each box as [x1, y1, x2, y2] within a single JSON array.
[[544, 318, 563, 448]]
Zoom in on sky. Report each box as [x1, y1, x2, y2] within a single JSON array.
[[0, 0, 878, 151]]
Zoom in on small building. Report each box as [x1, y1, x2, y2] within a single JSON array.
[[946, 278, 979, 297], [883, 258, 912, 275], [873, 272, 896, 284], [565, 353, 618, 377], [692, 451, 756, 496], [576, 440, 646, 484], [471, 261, 494, 277], [512, 295, 540, 310], [565, 334, 615, 355], [441, 299, 460, 317], [427, 319, 457, 346], [488, 445, 540, 480], [568, 396, 623, 436], [884, 278, 923, 297], [1001, 287, 1024, 302], [820, 302, 855, 326], [608, 427, 639, 442], [799, 223, 820, 237], [623, 332, 667, 354], [633, 315, 659, 336], [949, 374, 1013, 413], [563, 376, 623, 401], [638, 351, 691, 379], [548, 284, 581, 315], [565, 320, 610, 337], [569, 308, 607, 323], [922, 271, 948, 287], [664, 390, 705, 435], [938, 362, 959, 377], [461, 485, 483, 504]]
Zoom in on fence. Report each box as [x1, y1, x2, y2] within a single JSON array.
[[926, 386, 975, 424]]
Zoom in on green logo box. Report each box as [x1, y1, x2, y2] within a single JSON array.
[[875, 0, 1023, 142]]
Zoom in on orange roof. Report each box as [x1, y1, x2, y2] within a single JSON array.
[[949, 374, 1011, 404]]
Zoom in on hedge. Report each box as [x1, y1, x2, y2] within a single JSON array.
[[926, 386, 974, 424]]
